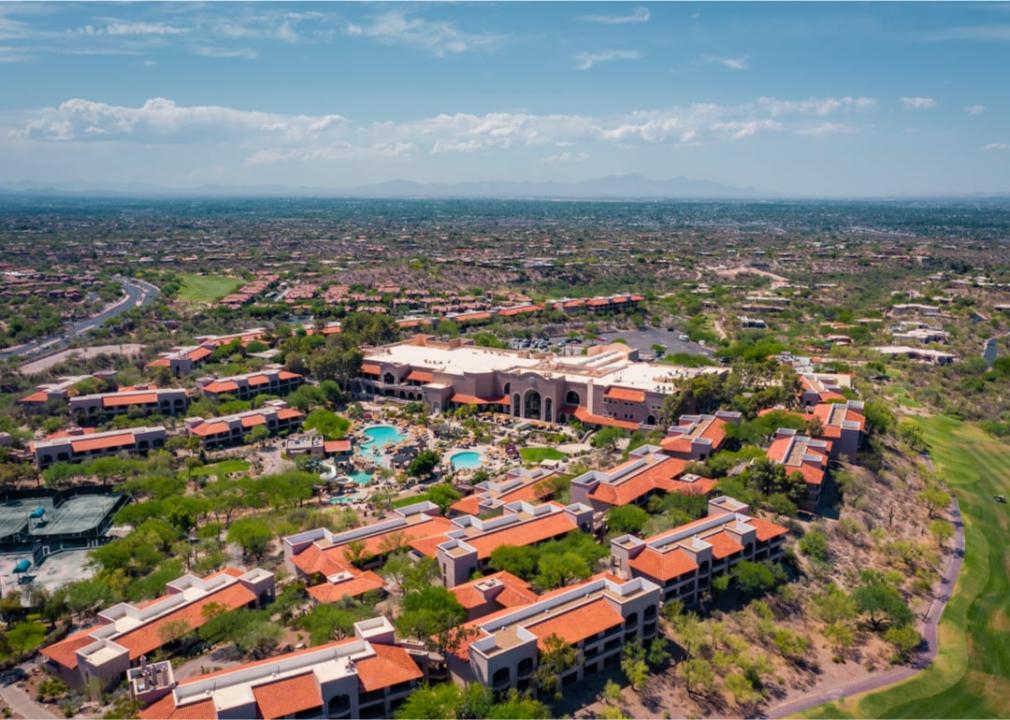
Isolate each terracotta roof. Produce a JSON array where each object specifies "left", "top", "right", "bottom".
[
  {"left": 629, "top": 547, "right": 699, "bottom": 582},
  {"left": 70, "top": 433, "right": 136, "bottom": 453},
  {"left": 448, "top": 571, "right": 537, "bottom": 611},
  {"left": 39, "top": 629, "right": 97, "bottom": 671},
  {"left": 253, "top": 673, "right": 322, "bottom": 720},
  {"left": 276, "top": 408, "right": 304, "bottom": 421},
  {"left": 450, "top": 393, "right": 508, "bottom": 405},
  {"left": 573, "top": 407, "right": 639, "bottom": 430},
  {"left": 406, "top": 370, "right": 433, "bottom": 383},
  {"left": 140, "top": 695, "right": 216, "bottom": 720},
  {"left": 457, "top": 512, "right": 577, "bottom": 560},
  {"left": 146, "top": 358, "right": 171, "bottom": 368},
  {"left": 588, "top": 456, "right": 690, "bottom": 507},
  {"left": 278, "top": 371, "right": 302, "bottom": 381},
  {"left": 355, "top": 642, "right": 423, "bottom": 692},
  {"left": 306, "top": 571, "right": 385, "bottom": 603},
  {"left": 747, "top": 516, "right": 789, "bottom": 542},
  {"left": 241, "top": 414, "right": 267, "bottom": 428},
  {"left": 102, "top": 392, "right": 158, "bottom": 408},
  {"left": 525, "top": 598, "right": 623, "bottom": 649},
  {"left": 18, "top": 390, "right": 49, "bottom": 403},
  {"left": 360, "top": 363, "right": 381, "bottom": 375},
  {"left": 604, "top": 387, "right": 646, "bottom": 403},
  {"left": 705, "top": 531, "right": 744, "bottom": 560},
  {"left": 203, "top": 380, "right": 239, "bottom": 394},
  {"left": 246, "top": 375, "right": 269, "bottom": 387},
  {"left": 449, "top": 478, "right": 553, "bottom": 516},
  {"left": 188, "top": 347, "right": 212, "bottom": 362},
  {"left": 324, "top": 439, "right": 352, "bottom": 454},
  {"left": 192, "top": 422, "right": 229, "bottom": 437}
]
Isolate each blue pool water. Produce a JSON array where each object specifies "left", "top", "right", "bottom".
[
  {"left": 450, "top": 451, "right": 483, "bottom": 470},
  {"left": 358, "top": 425, "right": 405, "bottom": 456},
  {"left": 348, "top": 471, "right": 373, "bottom": 486}
]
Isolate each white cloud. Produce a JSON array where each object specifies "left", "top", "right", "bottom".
[
  {"left": 964, "top": 104, "right": 986, "bottom": 115},
  {"left": 984, "top": 142, "right": 1010, "bottom": 151},
  {"left": 344, "top": 10, "right": 504, "bottom": 57},
  {"left": 191, "top": 46, "right": 259, "bottom": 60},
  {"left": 543, "top": 151, "right": 589, "bottom": 163},
  {"left": 580, "top": 7, "right": 650, "bottom": 25},
  {"left": 14, "top": 94, "right": 881, "bottom": 163},
  {"left": 900, "top": 96, "right": 936, "bottom": 110},
  {"left": 574, "top": 49, "right": 641, "bottom": 70},
  {"left": 702, "top": 54, "right": 748, "bottom": 71},
  {"left": 73, "top": 21, "right": 189, "bottom": 36}
]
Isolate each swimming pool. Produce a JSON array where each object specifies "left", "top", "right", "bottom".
[
  {"left": 450, "top": 450, "right": 483, "bottom": 470},
  {"left": 348, "top": 470, "right": 373, "bottom": 486},
  {"left": 358, "top": 425, "right": 405, "bottom": 454}
]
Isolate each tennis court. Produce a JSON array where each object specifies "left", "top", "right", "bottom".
[{"left": 0, "top": 493, "right": 120, "bottom": 541}]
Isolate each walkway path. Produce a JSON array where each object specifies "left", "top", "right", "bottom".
[
  {"left": 767, "top": 498, "right": 965, "bottom": 718},
  {"left": 0, "top": 664, "right": 58, "bottom": 719}
]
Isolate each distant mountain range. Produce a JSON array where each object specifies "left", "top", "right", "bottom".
[{"left": 0, "top": 174, "right": 769, "bottom": 200}]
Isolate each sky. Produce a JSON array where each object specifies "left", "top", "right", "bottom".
[{"left": 0, "top": 1, "right": 1009, "bottom": 197}]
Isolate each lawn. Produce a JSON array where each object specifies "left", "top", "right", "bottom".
[
  {"left": 190, "top": 458, "right": 251, "bottom": 479},
  {"left": 520, "top": 447, "right": 568, "bottom": 464},
  {"left": 806, "top": 416, "right": 1010, "bottom": 718},
  {"left": 177, "top": 273, "right": 243, "bottom": 303}
]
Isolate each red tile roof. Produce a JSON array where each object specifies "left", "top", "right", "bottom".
[
  {"left": 102, "top": 392, "right": 158, "bottom": 408},
  {"left": 360, "top": 363, "right": 381, "bottom": 375},
  {"left": 70, "top": 433, "right": 136, "bottom": 453},
  {"left": 355, "top": 642, "right": 423, "bottom": 692},
  {"left": 252, "top": 673, "right": 322, "bottom": 720},
  {"left": 588, "top": 456, "right": 692, "bottom": 507},
  {"left": 246, "top": 375, "right": 269, "bottom": 387},
  {"left": 406, "top": 370, "right": 433, "bottom": 383},
  {"left": 573, "top": 407, "right": 639, "bottom": 430},
  {"left": 629, "top": 547, "right": 699, "bottom": 582},
  {"left": 241, "top": 414, "right": 267, "bottom": 428},
  {"left": 203, "top": 380, "right": 239, "bottom": 394},
  {"left": 604, "top": 387, "right": 646, "bottom": 403},
  {"left": 192, "top": 422, "right": 229, "bottom": 437},
  {"left": 18, "top": 390, "right": 49, "bottom": 403},
  {"left": 324, "top": 439, "right": 352, "bottom": 454},
  {"left": 306, "top": 571, "right": 385, "bottom": 603},
  {"left": 525, "top": 598, "right": 623, "bottom": 649},
  {"left": 447, "top": 571, "right": 537, "bottom": 611},
  {"left": 450, "top": 393, "right": 509, "bottom": 406},
  {"left": 276, "top": 408, "right": 304, "bottom": 421}
]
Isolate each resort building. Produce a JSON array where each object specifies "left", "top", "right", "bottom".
[
  {"left": 766, "top": 429, "right": 832, "bottom": 507},
  {"left": 449, "top": 467, "right": 559, "bottom": 517},
  {"left": 873, "top": 345, "right": 958, "bottom": 365},
  {"left": 419, "top": 501, "right": 593, "bottom": 587},
  {"left": 69, "top": 386, "right": 188, "bottom": 421},
  {"left": 447, "top": 571, "right": 539, "bottom": 621},
  {"left": 146, "top": 329, "right": 269, "bottom": 376},
  {"left": 284, "top": 501, "right": 455, "bottom": 577},
  {"left": 42, "top": 567, "right": 274, "bottom": 691},
  {"left": 136, "top": 617, "right": 423, "bottom": 720},
  {"left": 31, "top": 426, "right": 167, "bottom": 468},
  {"left": 447, "top": 574, "right": 661, "bottom": 692},
  {"left": 609, "top": 496, "right": 788, "bottom": 603},
  {"left": 807, "top": 400, "right": 865, "bottom": 460},
  {"left": 660, "top": 411, "right": 740, "bottom": 460},
  {"left": 17, "top": 373, "right": 117, "bottom": 410},
  {"left": 357, "top": 335, "right": 725, "bottom": 429},
  {"left": 571, "top": 445, "right": 716, "bottom": 513},
  {"left": 799, "top": 372, "right": 850, "bottom": 407},
  {"left": 185, "top": 400, "right": 304, "bottom": 448},
  {"left": 198, "top": 366, "right": 303, "bottom": 400}
]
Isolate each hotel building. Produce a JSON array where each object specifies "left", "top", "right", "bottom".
[
  {"left": 185, "top": 400, "right": 304, "bottom": 448},
  {"left": 146, "top": 329, "right": 269, "bottom": 377},
  {"left": 447, "top": 574, "right": 661, "bottom": 693},
  {"left": 449, "top": 467, "right": 559, "bottom": 517},
  {"left": 571, "top": 445, "right": 717, "bottom": 513},
  {"left": 69, "top": 386, "right": 188, "bottom": 421},
  {"left": 357, "top": 335, "right": 725, "bottom": 429},
  {"left": 136, "top": 617, "right": 423, "bottom": 720},
  {"left": 610, "top": 496, "right": 788, "bottom": 604},
  {"left": 31, "top": 426, "right": 167, "bottom": 468},
  {"left": 41, "top": 568, "right": 274, "bottom": 691},
  {"left": 765, "top": 430, "right": 832, "bottom": 508},
  {"left": 198, "top": 366, "right": 303, "bottom": 400}
]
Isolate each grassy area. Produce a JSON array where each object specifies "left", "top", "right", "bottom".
[
  {"left": 807, "top": 416, "right": 1010, "bottom": 718},
  {"left": 520, "top": 447, "right": 567, "bottom": 464},
  {"left": 393, "top": 491, "right": 433, "bottom": 508},
  {"left": 190, "top": 458, "right": 251, "bottom": 479},
  {"left": 177, "top": 273, "right": 243, "bottom": 303}
]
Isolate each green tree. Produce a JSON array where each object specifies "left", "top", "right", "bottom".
[
  {"left": 395, "top": 587, "right": 468, "bottom": 654},
  {"left": 678, "top": 657, "right": 715, "bottom": 696},
  {"left": 731, "top": 560, "right": 778, "bottom": 595},
  {"left": 485, "top": 691, "right": 550, "bottom": 719},
  {"left": 920, "top": 486, "right": 951, "bottom": 518},
  {"left": 395, "top": 683, "right": 462, "bottom": 719},
  {"left": 535, "top": 551, "right": 590, "bottom": 590},
  {"left": 489, "top": 545, "right": 539, "bottom": 579},
  {"left": 427, "top": 483, "right": 461, "bottom": 514},
  {"left": 885, "top": 624, "right": 922, "bottom": 661},
  {"left": 535, "top": 633, "right": 577, "bottom": 700},
  {"left": 226, "top": 518, "right": 273, "bottom": 561},
  {"left": 607, "top": 505, "right": 649, "bottom": 535},
  {"left": 798, "top": 528, "right": 831, "bottom": 564},
  {"left": 408, "top": 450, "right": 442, "bottom": 479},
  {"left": 853, "top": 582, "right": 914, "bottom": 630}
]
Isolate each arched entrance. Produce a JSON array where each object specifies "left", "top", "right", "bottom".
[
  {"left": 512, "top": 393, "right": 521, "bottom": 417},
  {"left": 523, "top": 390, "right": 542, "bottom": 420},
  {"left": 565, "top": 390, "right": 581, "bottom": 406},
  {"left": 544, "top": 397, "right": 553, "bottom": 423}
]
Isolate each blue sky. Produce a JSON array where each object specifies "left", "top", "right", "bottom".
[{"left": 0, "top": 2, "right": 1008, "bottom": 196}]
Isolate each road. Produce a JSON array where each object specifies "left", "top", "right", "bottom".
[
  {"left": 0, "top": 276, "right": 159, "bottom": 361},
  {"left": 0, "top": 663, "right": 58, "bottom": 720},
  {"left": 767, "top": 498, "right": 965, "bottom": 718}
]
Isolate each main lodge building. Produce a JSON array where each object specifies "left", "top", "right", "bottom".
[{"left": 356, "top": 335, "right": 725, "bottom": 429}]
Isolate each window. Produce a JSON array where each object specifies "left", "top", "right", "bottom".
[{"left": 492, "top": 667, "right": 511, "bottom": 688}]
